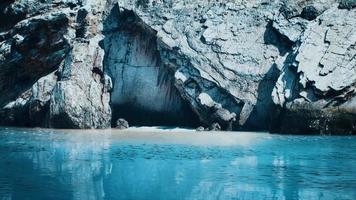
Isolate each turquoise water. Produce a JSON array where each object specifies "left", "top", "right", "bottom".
[{"left": 0, "top": 128, "right": 356, "bottom": 200}]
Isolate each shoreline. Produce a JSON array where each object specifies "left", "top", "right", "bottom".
[
  {"left": 0, "top": 126, "right": 271, "bottom": 146},
  {"left": 1, "top": 125, "right": 355, "bottom": 136}
]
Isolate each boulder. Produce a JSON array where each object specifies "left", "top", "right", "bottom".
[
  {"left": 209, "top": 123, "right": 222, "bottom": 131},
  {"left": 116, "top": 118, "right": 129, "bottom": 130},
  {"left": 196, "top": 126, "right": 205, "bottom": 132}
]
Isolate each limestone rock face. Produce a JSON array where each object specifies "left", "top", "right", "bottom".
[
  {"left": 0, "top": 0, "right": 114, "bottom": 128},
  {"left": 103, "top": 8, "right": 199, "bottom": 126},
  {"left": 0, "top": 0, "right": 355, "bottom": 134},
  {"left": 108, "top": 0, "right": 285, "bottom": 130},
  {"left": 272, "top": 7, "right": 356, "bottom": 134}
]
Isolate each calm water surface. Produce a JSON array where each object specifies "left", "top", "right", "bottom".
[{"left": 0, "top": 127, "right": 355, "bottom": 200}]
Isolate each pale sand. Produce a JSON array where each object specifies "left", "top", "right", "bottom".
[{"left": 36, "top": 126, "right": 272, "bottom": 146}]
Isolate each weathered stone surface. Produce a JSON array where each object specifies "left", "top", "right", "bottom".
[
  {"left": 115, "top": 118, "right": 129, "bottom": 130},
  {"left": 108, "top": 0, "right": 287, "bottom": 130},
  {"left": 29, "top": 72, "right": 58, "bottom": 127},
  {"left": 0, "top": 0, "right": 113, "bottom": 128},
  {"left": 103, "top": 8, "right": 199, "bottom": 127},
  {"left": 209, "top": 123, "right": 222, "bottom": 131},
  {"left": 49, "top": 36, "right": 112, "bottom": 129},
  {"left": 339, "top": 0, "right": 356, "bottom": 9},
  {"left": 0, "top": 72, "right": 57, "bottom": 127},
  {"left": 280, "top": 0, "right": 336, "bottom": 20},
  {"left": 272, "top": 6, "right": 356, "bottom": 134},
  {"left": 0, "top": 11, "right": 69, "bottom": 108},
  {"left": 0, "top": 0, "right": 355, "bottom": 134}
]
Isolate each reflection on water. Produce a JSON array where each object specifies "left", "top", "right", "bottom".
[{"left": 0, "top": 128, "right": 356, "bottom": 200}]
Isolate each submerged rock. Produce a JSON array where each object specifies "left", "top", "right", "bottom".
[{"left": 0, "top": 0, "right": 354, "bottom": 134}]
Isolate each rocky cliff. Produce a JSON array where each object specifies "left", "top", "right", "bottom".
[{"left": 0, "top": 0, "right": 355, "bottom": 134}]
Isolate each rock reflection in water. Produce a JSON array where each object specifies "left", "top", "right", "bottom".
[
  {"left": 0, "top": 129, "right": 112, "bottom": 200},
  {"left": 0, "top": 128, "right": 356, "bottom": 200}
]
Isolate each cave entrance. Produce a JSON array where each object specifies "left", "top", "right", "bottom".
[
  {"left": 103, "top": 7, "right": 200, "bottom": 128},
  {"left": 111, "top": 101, "right": 200, "bottom": 128}
]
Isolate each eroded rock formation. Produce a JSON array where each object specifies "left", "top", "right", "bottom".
[
  {"left": 103, "top": 8, "right": 199, "bottom": 126},
  {"left": 0, "top": 0, "right": 112, "bottom": 128},
  {"left": 0, "top": 0, "right": 355, "bottom": 134},
  {"left": 272, "top": 6, "right": 356, "bottom": 134}
]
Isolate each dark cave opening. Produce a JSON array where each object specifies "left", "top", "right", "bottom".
[
  {"left": 111, "top": 101, "right": 201, "bottom": 128},
  {"left": 104, "top": 5, "right": 201, "bottom": 128}
]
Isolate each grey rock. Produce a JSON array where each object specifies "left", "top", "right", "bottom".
[
  {"left": 209, "top": 123, "right": 222, "bottom": 131},
  {"left": 0, "top": 11, "right": 69, "bottom": 109},
  {"left": 49, "top": 37, "right": 112, "bottom": 129},
  {"left": 116, "top": 118, "right": 129, "bottom": 130},
  {"left": 0, "top": 72, "right": 57, "bottom": 127},
  {"left": 29, "top": 72, "right": 58, "bottom": 127},
  {"left": 107, "top": 0, "right": 287, "bottom": 130},
  {"left": 272, "top": 6, "right": 356, "bottom": 134},
  {"left": 280, "top": 0, "right": 336, "bottom": 20},
  {"left": 0, "top": 0, "right": 113, "bottom": 129},
  {"left": 103, "top": 8, "right": 197, "bottom": 127},
  {"left": 272, "top": 15, "right": 309, "bottom": 43},
  {"left": 339, "top": 0, "right": 356, "bottom": 9},
  {"left": 0, "top": 89, "right": 32, "bottom": 126},
  {"left": 196, "top": 126, "right": 205, "bottom": 131},
  {"left": 0, "top": 0, "right": 354, "bottom": 134},
  {"left": 0, "top": 1, "right": 27, "bottom": 31}
]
